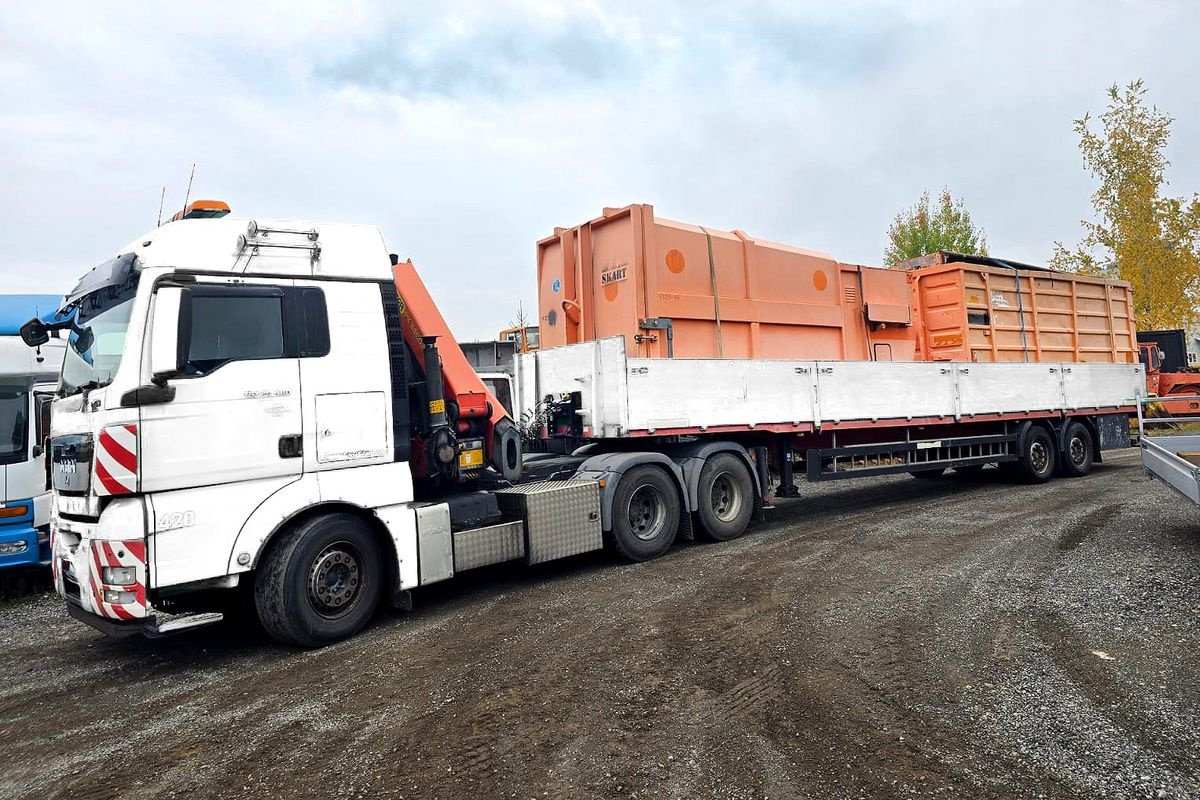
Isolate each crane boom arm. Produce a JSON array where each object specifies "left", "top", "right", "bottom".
[{"left": 391, "top": 258, "right": 521, "bottom": 481}]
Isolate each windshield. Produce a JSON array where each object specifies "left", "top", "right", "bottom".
[
  {"left": 60, "top": 280, "right": 138, "bottom": 397},
  {"left": 0, "top": 384, "right": 28, "bottom": 465}
]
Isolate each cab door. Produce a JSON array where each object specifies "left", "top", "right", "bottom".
[{"left": 138, "top": 278, "right": 303, "bottom": 493}]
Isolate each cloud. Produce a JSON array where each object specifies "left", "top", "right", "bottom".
[{"left": 1, "top": 1, "right": 1199, "bottom": 338}]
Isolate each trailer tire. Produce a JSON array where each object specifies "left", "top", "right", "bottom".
[
  {"left": 610, "top": 466, "right": 680, "bottom": 562},
  {"left": 1060, "top": 421, "right": 1094, "bottom": 478},
  {"left": 909, "top": 468, "right": 946, "bottom": 479},
  {"left": 1016, "top": 426, "right": 1056, "bottom": 484},
  {"left": 695, "top": 453, "right": 755, "bottom": 542},
  {"left": 254, "top": 513, "right": 383, "bottom": 648}
]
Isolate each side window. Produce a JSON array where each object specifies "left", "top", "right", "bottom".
[
  {"left": 176, "top": 284, "right": 330, "bottom": 376},
  {"left": 185, "top": 290, "right": 285, "bottom": 374},
  {"left": 484, "top": 377, "right": 513, "bottom": 417},
  {"left": 297, "top": 288, "right": 330, "bottom": 357},
  {"left": 35, "top": 394, "right": 52, "bottom": 443}
]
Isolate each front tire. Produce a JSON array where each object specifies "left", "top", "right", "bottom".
[
  {"left": 255, "top": 513, "right": 383, "bottom": 648},
  {"left": 610, "top": 466, "right": 680, "bottom": 562},
  {"left": 1060, "top": 421, "right": 1094, "bottom": 478},
  {"left": 696, "top": 453, "right": 755, "bottom": 542},
  {"left": 1016, "top": 426, "right": 1056, "bottom": 484}
]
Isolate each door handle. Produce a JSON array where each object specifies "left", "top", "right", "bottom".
[{"left": 278, "top": 434, "right": 303, "bottom": 459}]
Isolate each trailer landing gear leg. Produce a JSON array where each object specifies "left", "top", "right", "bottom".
[{"left": 776, "top": 444, "right": 800, "bottom": 498}]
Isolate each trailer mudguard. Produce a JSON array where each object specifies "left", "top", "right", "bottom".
[
  {"left": 572, "top": 452, "right": 687, "bottom": 533},
  {"left": 656, "top": 441, "right": 763, "bottom": 513}
]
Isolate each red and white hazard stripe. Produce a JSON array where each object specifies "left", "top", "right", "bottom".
[
  {"left": 88, "top": 538, "right": 148, "bottom": 620},
  {"left": 95, "top": 424, "right": 138, "bottom": 496}
]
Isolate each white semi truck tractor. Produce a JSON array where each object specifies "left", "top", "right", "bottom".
[{"left": 21, "top": 212, "right": 1143, "bottom": 647}]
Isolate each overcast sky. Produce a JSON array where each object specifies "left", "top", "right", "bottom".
[{"left": 3, "top": 1, "right": 1198, "bottom": 339}]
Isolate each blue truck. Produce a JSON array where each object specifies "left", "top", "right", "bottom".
[{"left": 0, "top": 295, "right": 65, "bottom": 575}]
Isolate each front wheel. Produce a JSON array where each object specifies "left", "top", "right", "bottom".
[
  {"left": 610, "top": 466, "right": 681, "bottom": 562},
  {"left": 255, "top": 513, "right": 383, "bottom": 648}
]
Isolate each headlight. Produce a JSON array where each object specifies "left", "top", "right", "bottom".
[
  {"left": 102, "top": 566, "right": 137, "bottom": 585},
  {"left": 0, "top": 541, "right": 29, "bottom": 555}
]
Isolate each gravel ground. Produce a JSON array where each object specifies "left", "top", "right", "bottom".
[{"left": 0, "top": 448, "right": 1196, "bottom": 800}]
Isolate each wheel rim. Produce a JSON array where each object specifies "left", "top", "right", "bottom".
[
  {"left": 308, "top": 541, "right": 363, "bottom": 618},
  {"left": 1030, "top": 441, "right": 1050, "bottom": 474},
  {"left": 1069, "top": 435, "right": 1088, "bottom": 467},
  {"left": 627, "top": 484, "right": 667, "bottom": 541},
  {"left": 709, "top": 471, "right": 743, "bottom": 523}
]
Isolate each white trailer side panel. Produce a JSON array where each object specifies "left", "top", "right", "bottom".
[
  {"left": 1063, "top": 364, "right": 1144, "bottom": 409},
  {"left": 625, "top": 359, "right": 815, "bottom": 432},
  {"left": 515, "top": 338, "right": 1145, "bottom": 436},
  {"left": 813, "top": 362, "right": 957, "bottom": 422},
  {"left": 957, "top": 364, "right": 1065, "bottom": 415}
]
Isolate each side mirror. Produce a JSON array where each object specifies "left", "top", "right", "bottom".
[
  {"left": 32, "top": 444, "right": 44, "bottom": 458},
  {"left": 19, "top": 318, "right": 49, "bottom": 347},
  {"left": 150, "top": 287, "right": 185, "bottom": 382}
]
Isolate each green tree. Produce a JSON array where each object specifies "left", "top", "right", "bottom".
[
  {"left": 1050, "top": 80, "right": 1200, "bottom": 330},
  {"left": 884, "top": 188, "right": 988, "bottom": 265}
]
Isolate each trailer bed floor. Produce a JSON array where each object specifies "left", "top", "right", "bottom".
[{"left": 1, "top": 449, "right": 1197, "bottom": 800}]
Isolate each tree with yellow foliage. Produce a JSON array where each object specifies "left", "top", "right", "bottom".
[{"left": 1051, "top": 80, "right": 1200, "bottom": 330}]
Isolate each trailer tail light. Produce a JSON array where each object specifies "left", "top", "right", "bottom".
[{"left": 95, "top": 424, "right": 139, "bottom": 496}]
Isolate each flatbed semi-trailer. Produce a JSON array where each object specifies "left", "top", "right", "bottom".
[{"left": 21, "top": 210, "right": 1144, "bottom": 648}]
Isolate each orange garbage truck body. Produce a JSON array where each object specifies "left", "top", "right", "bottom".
[
  {"left": 899, "top": 252, "right": 1137, "bottom": 364},
  {"left": 537, "top": 204, "right": 916, "bottom": 361},
  {"left": 538, "top": 206, "right": 1135, "bottom": 366}
]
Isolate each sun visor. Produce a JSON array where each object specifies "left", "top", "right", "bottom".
[{"left": 63, "top": 253, "right": 139, "bottom": 310}]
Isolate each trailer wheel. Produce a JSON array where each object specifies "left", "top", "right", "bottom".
[
  {"left": 1060, "top": 421, "right": 1094, "bottom": 478},
  {"left": 610, "top": 466, "right": 680, "bottom": 562},
  {"left": 1016, "top": 426, "right": 1056, "bottom": 484},
  {"left": 909, "top": 468, "right": 946, "bottom": 479},
  {"left": 255, "top": 513, "right": 383, "bottom": 648},
  {"left": 696, "top": 453, "right": 755, "bottom": 542}
]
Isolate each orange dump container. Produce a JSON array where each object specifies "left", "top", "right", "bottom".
[
  {"left": 905, "top": 254, "right": 1137, "bottom": 363},
  {"left": 537, "top": 204, "right": 916, "bottom": 361}
]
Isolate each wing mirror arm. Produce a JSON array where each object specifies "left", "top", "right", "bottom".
[{"left": 149, "top": 287, "right": 186, "bottom": 385}]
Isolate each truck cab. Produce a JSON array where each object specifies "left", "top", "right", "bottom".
[
  {"left": 0, "top": 313, "right": 64, "bottom": 569},
  {"left": 24, "top": 216, "right": 575, "bottom": 647}
]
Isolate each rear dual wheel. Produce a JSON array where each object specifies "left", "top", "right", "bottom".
[
  {"left": 696, "top": 453, "right": 755, "bottom": 542},
  {"left": 1015, "top": 426, "right": 1056, "bottom": 484},
  {"left": 610, "top": 466, "right": 681, "bottom": 562},
  {"left": 1060, "top": 421, "right": 1094, "bottom": 478},
  {"left": 609, "top": 454, "right": 756, "bottom": 561}
]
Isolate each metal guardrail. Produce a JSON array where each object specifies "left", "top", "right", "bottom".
[
  {"left": 1136, "top": 395, "right": 1200, "bottom": 507},
  {"left": 1136, "top": 394, "right": 1200, "bottom": 437}
]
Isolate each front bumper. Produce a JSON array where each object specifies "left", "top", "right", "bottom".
[
  {"left": 52, "top": 515, "right": 148, "bottom": 621},
  {"left": 54, "top": 510, "right": 223, "bottom": 638}
]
